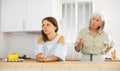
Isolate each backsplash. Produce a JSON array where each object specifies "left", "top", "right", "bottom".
[
  {"left": 1, "top": 32, "right": 40, "bottom": 59},
  {"left": 0, "top": 32, "right": 82, "bottom": 60}
]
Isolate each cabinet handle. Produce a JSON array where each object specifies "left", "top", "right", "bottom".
[{"left": 23, "top": 20, "right": 25, "bottom": 30}]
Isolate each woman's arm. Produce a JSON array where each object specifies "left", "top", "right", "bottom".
[
  {"left": 57, "top": 35, "right": 65, "bottom": 44},
  {"left": 36, "top": 53, "right": 58, "bottom": 62},
  {"left": 37, "top": 35, "right": 66, "bottom": 62},
  {"left": 53, "top": 35, "right": 66, "bottom": 61},
  {"left": 44, "top": 56, "right": 59, "bottom": 62},
  {"left": 101, "top": 35, "right": 115, "bottom": 55},
  {"left": 38, "top": 37, "right": 43, "bottom": 44},
  {"left": 35, "top": 37, "right": 44, "bottom": 61},
  {"left": 101, "top": 46, "right": 112, "bottom": 55},
  {"left": 104, "top": 46, "right": 112, "bottom": 54}
]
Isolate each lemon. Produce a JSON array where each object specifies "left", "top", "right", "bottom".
[
  {"left": 7, "top": 54, "right": 19, "bottom": 61},
  {"left": 14, "top": 54, "right": 19, "bottom": 60},
  {"left": 8, "top": 54, "right": 14, "bottom": 61}
]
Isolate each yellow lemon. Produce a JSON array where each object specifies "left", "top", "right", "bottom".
[
  {"left": 8, "top": 54, "right": 19, "bottom": 61},
  {"left": 8, "top": 54, "right": 14, "bottom": 61},
  {"left": 14, "top": 54, "right": 19, "bottom": 60}
]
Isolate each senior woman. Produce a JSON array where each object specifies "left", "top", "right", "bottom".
[{"left": 75, "top": 13, "right": 113, "bottom": 62}]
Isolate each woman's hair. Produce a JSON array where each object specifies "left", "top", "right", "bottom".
[
  {"left": 41, "top": 17, "right": 58, "bottom": 42},
  {"left": 89, "top": 13, "right": 105, "bottom": 31}
]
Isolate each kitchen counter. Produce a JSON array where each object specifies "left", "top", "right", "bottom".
[
  {"left": 0, "top": 59, "right": 120, "bottom": 71},
  {"left": 105, "top": 59, "right": 120, "bottom": 62}
]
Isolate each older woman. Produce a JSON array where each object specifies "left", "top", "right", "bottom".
[{"left": 75, "top": 13, "right": 113, "bottom": 62}]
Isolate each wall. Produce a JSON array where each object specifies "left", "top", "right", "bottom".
[
  {"left": 1, "top": 33, "right": 40, "bottom": 59},
  {"left": 0, "top": 0, "right": 8, "bottom": 58},
  {"left": 92, "top": 0, "right": 120, "bottom": 58},
  {"left": 0, "top": 0, "right": 4, "bottom": 58}
]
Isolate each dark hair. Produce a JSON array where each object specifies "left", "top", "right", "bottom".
[{"left": 41, "top": 17, "right": 58, "bottom": 42}]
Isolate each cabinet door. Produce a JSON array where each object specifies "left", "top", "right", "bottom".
[
  {"left": 25, "top": 0, "right": 56, "bottom": 31},
  {"left": 16, "top": 65, "right": 42, "bottom": 71},
  {"left": 1, "top": 0, "right": 26, "bottom": 32},
  {"left": 42, "top": 66, "right": 69, "bottom": 71},
  {"left": 0, "top": 66, "right": 15, "bottom": 71}
]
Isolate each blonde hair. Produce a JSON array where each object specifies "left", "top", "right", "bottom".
[{"left": 89, "top": 13, "right": 105, "bottom": 31}]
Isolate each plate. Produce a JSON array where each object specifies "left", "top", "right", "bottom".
[{"left": 2, "top": 58, "right": 24, "bottom": 62}]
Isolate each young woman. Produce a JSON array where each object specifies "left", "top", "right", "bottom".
[
  {"left": 75, "top": 13, "right": 113, "bottom": 62},
  {"left": 35, "top": 17, "right": 67, "bottom": 62}
]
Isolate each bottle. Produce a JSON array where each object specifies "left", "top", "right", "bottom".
[
  {"left": 111, "top": 50, "right": 116, "bottom": 60},
  {"left": 114, "top": 50, "right": 116, "bottom": 59}
]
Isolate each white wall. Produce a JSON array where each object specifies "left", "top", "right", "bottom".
[
  {"left": 0, "top": 0, "right": 7, "bottom": 58},
  {"left": 0, "top": 0, "right": 4, "bottom": 58},
  {"left": 1, "top": 33, "right": 40, "bottom": 59},
  {"left": 93, "top": 0, "right": 120, "bottom": 58}
]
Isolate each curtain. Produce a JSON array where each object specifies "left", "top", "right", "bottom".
[{"left": 61, "top": 1, "right": 92, "bottom": 43}]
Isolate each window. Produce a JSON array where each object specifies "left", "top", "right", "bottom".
[{"left": 60, "top": 0, "right": 92, "bottom": 43}]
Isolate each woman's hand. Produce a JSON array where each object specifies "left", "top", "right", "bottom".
[
  {"left": 101, "top": 51, "right": 106, "bottom": 55},
  {"left": 77, "top": 38, "right": 84, "bottom": 46},
  {"left": 36, "top": 53, "right": 47, "bottom": 62},
  {"left": 75, "top": 38, "right": 84, "bottom": 52}
]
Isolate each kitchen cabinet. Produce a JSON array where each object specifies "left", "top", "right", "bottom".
[
  {"left": 25, "top": 0, "right": 58, "bottom": 32},
  {"left": 101, "top": 68, "right": 120, "bottom": 71},
  {"left": 0, "top": 65, "right": 15, "bottom": 71},
  {"left": 42, "top": 64, "right": 69, "bottom": 71},
  {"left": 1, "top": 0, "right": 59, "bottom": 32},
  {"left": 1, "top": 0, "right": 26, "bottom": 32},
  {"left": 16, "top": 65, "right": 41, "bottom": 71},
  {"left": 0, "top": 60, "right": 120, "bottom": 71},
  {"left": 70, "top": 68, "right": 99, "bottom": 71}
]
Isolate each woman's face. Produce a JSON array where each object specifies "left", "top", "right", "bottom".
[
  {"left": 90, "top": 15, "right": 102, "bottom": 29},
  {"left": 42, "top": 20, "right": 57, "bottom": 35}
]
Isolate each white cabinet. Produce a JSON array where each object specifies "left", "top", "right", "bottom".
[
  {"left": 1, "top": 0, "right": 59, "bottom": 32},
  {"left": 25, "top": 0, "right": 58, "bottom": 31},
  {"left": 1, "top": 0, "right": 26, "bottom": 32}
]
